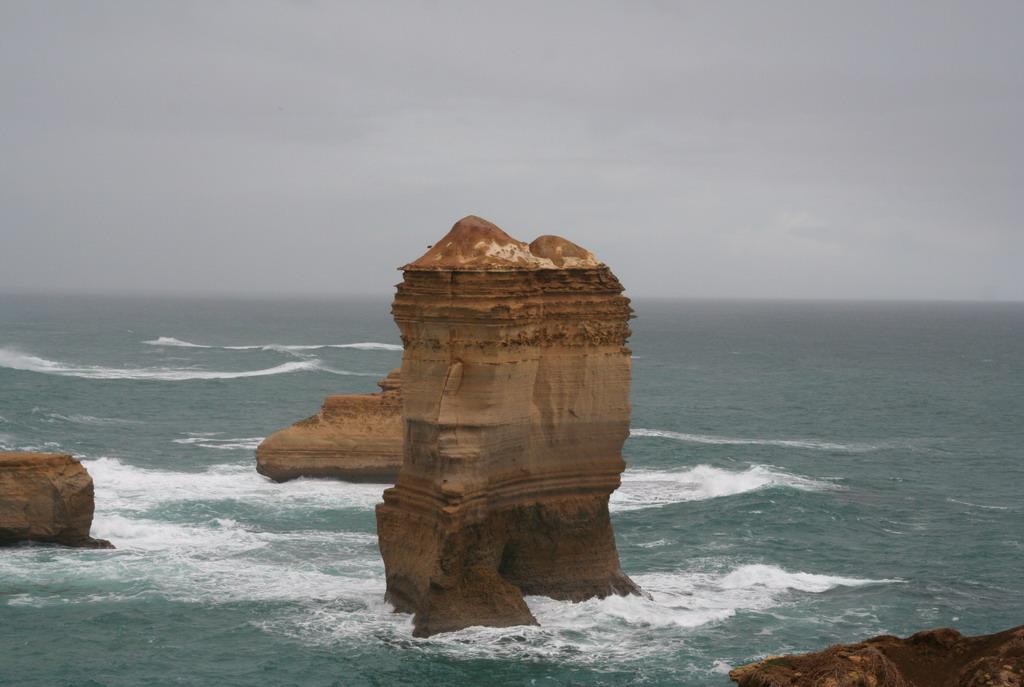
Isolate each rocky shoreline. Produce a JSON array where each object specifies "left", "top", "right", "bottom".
[{"left": 730, "top": 626, "right": 1024, "bottom": 686}]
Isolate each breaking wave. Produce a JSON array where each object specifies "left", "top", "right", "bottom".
[
  {"left": 2, "top": 515, "right": 384, "bottom": 608},
  {"left": 612, "top": 465, "right": 831, "bottom": 511},
  {"left": 83, "top": 457, "right": 388, "bottom": 513},
  {"left": 714, "top": 564, "right": 897, "bottom": 593},
  {"left": 142, "top": 337, "right": 211, "bottom": 348},
  {"left": 0, "top": 348, "right": 375, "bottom": 380},
  {"left": 630, "top": 427, "right": 880, "bottom": 452},
  {"left": 144, "top": 337, "right": 402, "bottom": 352},
  {"left": 5, "top": 453, "right": 896, "bottom": 676},
  {"left": 257, "top": 563, "right": 896, "bottom": 667},
  {"left": 173, "top": 433, "right": 264, "bottom": 450}
]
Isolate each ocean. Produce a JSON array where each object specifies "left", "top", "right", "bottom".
[{"left": 1, "top": 293, "right": 1021, "bottom": 686}]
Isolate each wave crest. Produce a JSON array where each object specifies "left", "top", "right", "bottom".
[
  {"left": 83, "top": 457, "right": 388, "bottom": 513},
  {"left": 716, "top": 564, "right": 897, "bottom": 593},
  {"left": 142, "top": 337, "right": 210, "bottom": 348},
  {"left": 144, "top": 338, "right": 402, "bottom": 352},
  {"left": 173, "top": 434, "right": 264, "bottom": 450},
  {"left": 630, "top": 427, "right": 879, "bottom": 452},
  {"left": 612, "top": 464, "right": 830, "bottom": 511},
  {"left": 0, "top": 347, "right": 375, "bottom": 380}
]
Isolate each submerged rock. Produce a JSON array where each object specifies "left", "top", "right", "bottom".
[
  {"left": 730, "top": 625, "right": 1024, "bottom": 687},
  {"left": 376, "top": 216, "right": 641, "bottom": 637},
  {"left": 255, "top": 369, "right": 403, "bottom": 483},
  {"left": 0, "top": 452, "right": 114, "bottom": 549}
]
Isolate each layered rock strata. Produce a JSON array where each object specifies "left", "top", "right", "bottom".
[
  {"left": 730, "top": 626, "right": 1024, "bottom": 687},
  {"left": 255, "top": 369, "right": 403, "bottom": 483},
  {"left": 376, "top": 216, "right": 641, "bottom": 637},
  {"left": 0, "top": 452, "right": 114, "bottom": 548}
]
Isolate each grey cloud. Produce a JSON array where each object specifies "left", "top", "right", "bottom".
[{"left": 1, "top": 1, "right": 1022, "bottom": 300}]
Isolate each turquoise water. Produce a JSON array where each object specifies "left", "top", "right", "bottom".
[{"left": 1, "top": 294, "right": 1022, "bottom": 686}]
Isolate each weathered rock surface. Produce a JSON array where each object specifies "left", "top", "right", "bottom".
[
  {"left": 376, "top": 215, "right": 641, "bottom": 637},
  {"left": 0, "top": 452, "right": 114, "bottom": 549},
  {"left": 730, "top": 626, "right": 1024, "bottom": 687},
  {"left": 255, "top": 369, "right": 403, "bottom": 483}
]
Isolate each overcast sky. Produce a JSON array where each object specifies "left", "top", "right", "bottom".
[{"left": 2, "top": 1, "right": 1022, "bottom": 301}]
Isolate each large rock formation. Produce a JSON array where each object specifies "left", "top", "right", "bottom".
[
  {"left": 376, "top": 215, "right": 641, "bottom": 637},
  {"left": 0, "top": 452, "right": 114, "bottom": 549},
  {"left": 255, "top": 369, "right": 403, "bottom": 483},
  {"left": 730, "top": 626, "right": 1024, "bottom": 687}
]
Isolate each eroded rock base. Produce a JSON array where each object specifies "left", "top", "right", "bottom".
[{"left": 379, "top": 494, "right": 639, "bottom": 636}]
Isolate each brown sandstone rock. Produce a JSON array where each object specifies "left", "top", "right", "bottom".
[
  {"left": 0, "top": 452, "right": 114, "bottom": 549},
  {"left": 730, "top": 625, "right": 1024, "bottom": 687},
  {"left": 376, "top": 216, "right": 641, "bottom": 637},
  {"left": 255, "top": 370, "right": 403, "bottom": 483}
]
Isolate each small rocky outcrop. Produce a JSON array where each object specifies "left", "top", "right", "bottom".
[
  {"left": 0, "top": 452, "right": 114, "bottom": 549},
  {"left": 255, "top": 369, "right": 403, "bottom": 483},
  {"left": 730, "top": 626, "right": 1024, "bottom": 687},
  {"left": 376, "top": 216, "right": 641, "bottom": 637}
]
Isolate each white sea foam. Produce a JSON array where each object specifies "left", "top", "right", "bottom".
[
  {"left": 5, "top": 450, "right": 892, "bottom": 674},
  {"left": 715, "top": 564, "right": 896, "bottom": 593},
  {"left": 2, "top": 455, "right": 389, "bottom": 609},
  {"left": 636, "top": 538, "right": 670, "bottom": 548},
  {"left": 89, "top": 513, "right": 379, "bottom": 559},
  {"left": 630, "top": 427, "right": 878, "bottom": 452},
  {"left": 91, "top": 513, "right": 268, "bottom": 553},
  {"left": 263, "top": 562, "right": 896, "bottom": 667},
  {"left": 2, "top": 510, "right": 385, "bottom": 608},
  {"left": 612, "top": 465, "right": 830, "bottom": 511},
  {"left": 527, "top": 565, "right": 895, "bottom": 635},
  {"left": 710, "top": 660, "right": 734, "bottom": 675},
  {"left": 83, "top": 457, "right": 388, "bottom": 513},
  {"left": 0, "top": 347, "right": 373, "bottom": 380}
]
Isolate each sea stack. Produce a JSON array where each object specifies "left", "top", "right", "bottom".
[
  {"left": 376, "top": 216, "right": 641, "bottom": 637},
  {"left": 255, "top": 369, "right": 403, "bottom": 483},
  {"left": 0, "top": 452, "right": 114, "bottom": 549}
]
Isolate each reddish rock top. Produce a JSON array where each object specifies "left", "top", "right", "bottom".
[
  {"left": 528, "top": 234, "right": 598, "bottom": 268},
  {"left": 402, "top": 216, "right": 602, "bottom": 270}
]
